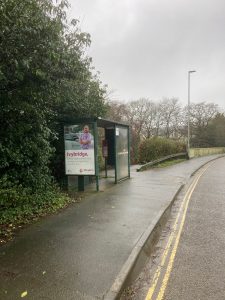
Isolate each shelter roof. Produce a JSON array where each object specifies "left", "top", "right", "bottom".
[{"left": 70, "top": 117, "right": 129, "bottom": 129}]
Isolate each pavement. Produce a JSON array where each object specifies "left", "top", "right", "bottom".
[{"left": 0, "top": 155, "right": 224, "bottom": 300}]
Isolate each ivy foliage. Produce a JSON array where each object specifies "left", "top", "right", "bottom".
[
  {"left": 0, "top": 0, "right": 107, "bottom": 239},
  {"left": 0, "top": 0, "right": 107, "bottom": 190}
]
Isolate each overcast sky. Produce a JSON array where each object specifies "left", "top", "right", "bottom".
[{"left": 69, "top": 0, "right": 225, "bottom": 109}]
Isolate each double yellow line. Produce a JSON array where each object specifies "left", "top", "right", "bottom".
[{"left": 145, "top": 162, "right": 213, "bottom": 300}]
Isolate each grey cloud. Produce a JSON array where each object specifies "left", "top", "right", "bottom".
[{"left": 69, "top": 0, "right": 225, "bottom": 109}]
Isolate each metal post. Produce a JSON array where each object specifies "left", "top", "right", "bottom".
[
  {"left": 128, "top": 126, "right": 131, "bottom": 178},
  {"left": 187, "top": 70, "right": 196, "bottom": 154},
  {"left": 94, "top": 121, "right": 99, "bottom": 191},
  {"left": 187, "top": 72, "right": 190, "bottom": 152},
  {"left": 78, "top": 176, "right": 85, "bottom": 191},
  {"left": 114, "top": 124, "right": 117, "bottom": 184}
]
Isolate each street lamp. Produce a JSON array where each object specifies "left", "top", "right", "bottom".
[{"left": 187, "top": 70, "right": 196, "bottom": 153}]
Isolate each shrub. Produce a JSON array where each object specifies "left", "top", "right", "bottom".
[
  {"left": 139, "top": 137, "right": 186, "bottom": 163},
  {"left": 0, "top": 176, "right": 70, "bottom": 243}
]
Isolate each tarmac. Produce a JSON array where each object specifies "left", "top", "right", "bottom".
[{"left": 0, "top": 155, "right": 223, "bottom": 300}]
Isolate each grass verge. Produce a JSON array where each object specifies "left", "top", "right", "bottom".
[{"left": 153, "top": 158, "right": 187, "bottom": 168}]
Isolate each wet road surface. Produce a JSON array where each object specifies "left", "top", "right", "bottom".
[
  {"left": 0, "top": 155, "right": 224, "bottom": 299},
  {"left": 163, "top": 156, "right": 225, "bottom": 300},
  {"left": 125, "top": 156, "right": 225, "bottom": 300}
]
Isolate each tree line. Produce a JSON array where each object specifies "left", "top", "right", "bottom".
[{"left": 106, "top": 98, "right": 225, "bottom": 161}]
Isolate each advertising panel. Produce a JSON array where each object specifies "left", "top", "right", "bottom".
[{"left": 64, "top": 124, "right": 95, "bottom": 175}]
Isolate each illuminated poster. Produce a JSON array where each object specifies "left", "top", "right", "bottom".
[{"left": 64, "top": 124, "right": 95, "bottom": 175}]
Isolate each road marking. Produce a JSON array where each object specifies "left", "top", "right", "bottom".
[{"left": 145, "top": 162, "right": 213, "bottom": 300}]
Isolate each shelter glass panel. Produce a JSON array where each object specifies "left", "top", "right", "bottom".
[{"left": 116, "top": 126, "right": 129, "bottom": 181}]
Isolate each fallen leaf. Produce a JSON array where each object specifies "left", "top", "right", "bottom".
[{"left": 21, "top": 291, "right": 28, "bottom": 298}]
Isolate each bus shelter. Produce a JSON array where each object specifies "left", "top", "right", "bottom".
[{"left": 64, "top": 117, "right": 130, "bottom": 191}]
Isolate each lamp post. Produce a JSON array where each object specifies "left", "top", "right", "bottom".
[{"left": 187, "top": 70, "right": 196, "bottom": 153}]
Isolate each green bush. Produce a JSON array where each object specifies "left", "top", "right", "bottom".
[
  {"left": 139, "top": 137, "right": 186, "bottom": 163},
  {"left": 0, "top": 0, "right": 107, "bottom": 242},
  {"left": 0, "top": 0, "right": 107, "bottom": 190},
  {"left": 0, "top": 177, "right": 70, "bottom": 242}
]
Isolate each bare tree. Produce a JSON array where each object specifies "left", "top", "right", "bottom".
[
  {"left": 106, "top": 99, "right": 221, "bottom": 148},
  {"left": 106, "top": 100, "right": 128, "bottom": 122},
  {"left": 158, "top": 98, "right": 182, "bottom": 138},
  {"left": 189, "top": 102, "right": 219, "bottom": 128},
  {"left": 126, "top": 98, "right": 150, "bottom": 138},
  {"left": 152, "top": 101, "right": 164, "bottom": 137},
  {"left": 185, "top": 102, "right": 220, "bottom": 146},
  {"left": 142, "top": 100, "right": 157, "bottom": 138}
]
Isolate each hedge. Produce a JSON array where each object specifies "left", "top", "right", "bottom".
[{"left": 139, "top": 137, "right": 186, "bottom": 163}]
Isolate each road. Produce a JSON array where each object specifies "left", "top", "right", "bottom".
[
  {"left": 123, "top": 156, "right": 225, "bottom": 300},
  {"left": 0, "top": 155, "right": 224, "bottom": 300}
]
